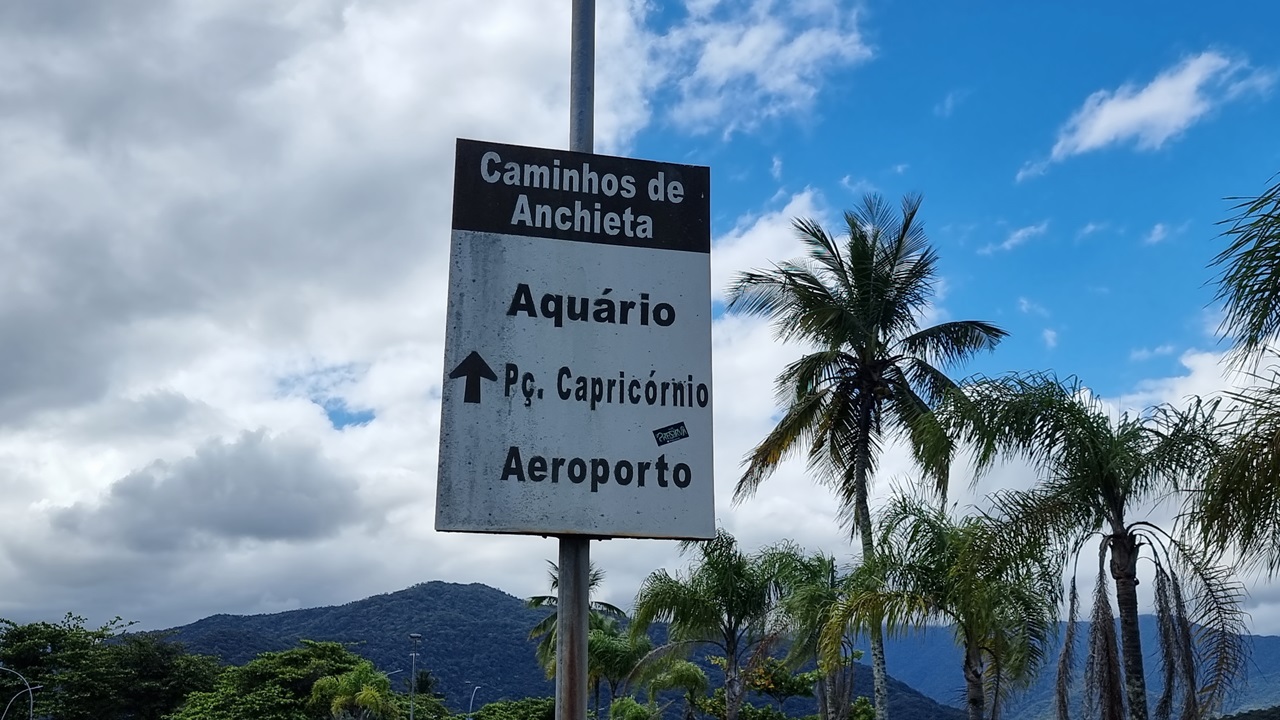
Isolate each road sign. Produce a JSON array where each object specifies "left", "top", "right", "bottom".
[{"left": 436, "top": 138, "right": 714, "bottom": 539}]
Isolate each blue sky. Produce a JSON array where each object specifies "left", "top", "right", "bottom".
[
  {"left": 634, "top": 2, "right": 1279, "bottom": 395},
  {"left": 2, "top": 0, "right": 1280, "bottom": 638}
]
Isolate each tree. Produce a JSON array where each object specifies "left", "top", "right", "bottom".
[
  {"left": 589, "top": 616, "right": 652, "bottom": 716},
  {"left": 726, "top": 192, "right": 1007, "bottom": 720},
  {"left": 758, "top": 545, "right": 858, "bottom": 720},
  {"left": 104, "top": 632, "right": 222, "bottom": 720},
  {"left": 472, "top": 697, "right": 556, "bottom": 720},
  {"left": 642, "top": 660, "right": 708, "bottom": 720},
  {"left": 0, "top": 615, "right": 217, "bottom": 720},
  {"left": 0, "top": 614, "right": 133, "bottom": 720},
  {"left": 630, "top": 530, "right": 779, "bottom": 720},
  {"left": 171, "top": 640, "right": 364, "bottom": 720},
  {"left": 946, "top": 372, "right": 1247, "bottom": 720},
  {"left": 822, "top": 495, "right": 1060, "bottom": 720},
  {"left": 309, "top": 660, "right": 401, "bottom": 720},
  {"left": 527, "top": 560, "right": 626, "bottom": 677},
  {"left": 1197, "top": 176, "right": 1280, "bottom": 575},
  {"left": 1211, "top": 173, "right": 1280, "bottom": 363}
]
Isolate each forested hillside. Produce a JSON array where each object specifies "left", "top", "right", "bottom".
[{"left": 168, "top": 581, "right": 964, "bottom": 720}]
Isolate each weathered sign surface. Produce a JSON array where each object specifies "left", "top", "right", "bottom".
[{"left": 436, "top": 139, "right": 714, "bottom": 539}]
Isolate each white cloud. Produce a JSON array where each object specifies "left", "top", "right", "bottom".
[
  {"left": 934, "top": 89, "right": 967, "bottom": 117},
  {"left": 659, "top": 0, "right": 873, "bottom": 135},
  {"left": 1042, "top": 328, "right": 1059, "bottom": 348},
  {"left": 770, "top": 154, "right": 783, "bottom": 180},
  {"left": 839, "top": 175, "right": 877, "bottom": 195},
  {"left": 710, "top": 189, "right": 828, "bottom": 303},
  {"left": 979, "top": 221, "right": 1050, "bottom": 254},
  {"left": 1077, "top": 221, "right": 1109, "bottom": 239},
  {"left": 1018, "top": 297, "right": 1049, "bottom": 317},
  {"left": 1020, "top": 51, "right": 1274, "bottom": 179},
  {"left": 1144, "top": 222, "right": 1169, "bottom": 245},
  {"left": 1129, "top": 344, "right": 1176, "bottom": 362},
  {"left": 892, "top": 163, "right": 909, "bottom": 174}
]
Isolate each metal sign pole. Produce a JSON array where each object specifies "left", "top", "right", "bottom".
[{"left": 557, "top": 4, "right": 593, "bottom": 720}]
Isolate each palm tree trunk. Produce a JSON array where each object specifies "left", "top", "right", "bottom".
[
  {"left": 853, "top": 399, "right": 889, "bottom": 720},
  {"left": 725, "top": 651, "right": 743, "bottom": 720},
  {"left": 1109, "top": 531, "right": 1148, "bottom": 720},
  {"left": 963, "top": 642, "right": 985, "bottom": 720}
]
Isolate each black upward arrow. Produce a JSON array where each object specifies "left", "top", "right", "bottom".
[{"left": 448, "top": 350, "right": 497, "bottom": 404}]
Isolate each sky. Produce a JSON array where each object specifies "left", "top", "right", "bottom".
[{"left": 2, "top": 0, "right": 1280, "bottom": 641}]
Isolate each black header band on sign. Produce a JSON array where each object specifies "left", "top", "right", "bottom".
[{"left": 452, "top": 138, "right": 710, "bottom": 254}]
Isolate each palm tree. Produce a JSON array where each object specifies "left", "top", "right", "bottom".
[
  {"left": 821, "top": 494, "right": 1060, "bottom": 720},
  {"left": 589, "top": 616, "right": 652, "bottom": 717},
  {"left": 629, "top": 530, "right": 778, "bottom": 720},
  {"left": 1211, "top": 173, "right": 1280, "bottom": 364},
  {"left": 946, "top": 372, "right": 1247, "bottom": 720},
  {"left": 726, "top": 192, "right": 1008, "bottom": 720},
  {"left": 310, "top": 660, "right": 402, "bottom": 720},
  {"left": 1195, "top": 174, "right": 1280, "bottom": 574},
  {"left": 760, "top": 544, "right": 858, "bottom": 720},
  {"left": 527, "top": 560, "right": 626, "bottom": 677},
  {"left": 643, "top": 660, "right": 708, "bottom": 720}
]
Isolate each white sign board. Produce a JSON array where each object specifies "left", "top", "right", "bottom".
[{"left": 436, "top": 139, "right": 714, "bottom": 539}]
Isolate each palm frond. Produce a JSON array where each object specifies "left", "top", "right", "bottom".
[
  {"left": 1055, "top": 579, "right": 1080, "bottom": 720},
  {"left": 897, "top": 320, "right": 1008, "bottom": 369},
  {"left": 1210, "top": 173, "right": 1280, "bottom": 364},
  {"left": 1193, "top": 378, "right": 1280, "bottom": 573},
  {"left": 1083, "top": 552, "right": 1125, "bottom": 720}
]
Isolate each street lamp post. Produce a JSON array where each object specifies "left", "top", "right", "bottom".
[
  {"left": 407, "top": 630, "right": 422, "bottom": 720},
  {"left": 468, "top": 685, "right": 483, "bottom": 720},
  {"left": 0, "top": 664, "right": 36, "bottom": 720}
]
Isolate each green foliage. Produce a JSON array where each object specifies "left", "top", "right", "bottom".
[
  {"left": 471, "top": 696, "right": 556, "bottom": 720},
  {"left": 310, "top": 659, "right": 401, "bottom": 719},
  {"left": 1212, "top": 172, "right": 1280, "bottom": 363},
  {"left": 945, "top": 372, "right": 1247, "bottom": 719},
  {"left": 740, "top": 657, "right": 818, "bottom": 708},
  {"left": 0, "top": 614, "right": 219, "bottom": 720},
  {"left": 849, "top": 696, "right": 874, "bottom": 720},
  {"left": 822, "top": 495, "right": 1060, "bottom": 720},
  {"left": 610, "top": 696, "right": 658, "bottom": 720},
  {"left": 727, "top": 193, "right": 1007, "bottom": 720},
  {"left": 631, "top": 530, "right": 779, "bottom": 720},
  {"left": 527, "top": 562, "right": 626, "bottom": 678},
  {"left": 172, "top": 640, "right": 364, "bottom": 720}
]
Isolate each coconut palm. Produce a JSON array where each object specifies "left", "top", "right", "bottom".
[
  {"left": 629, "top": 530, "right": 778, "bottom": 720},
  {"left": 946, "top": 372, "right": 1246, "bottom": 720},
  {"left": 726, "top": 192, "right": 1007, "bottom": 720},
  {"left": 820, "top": 494, "right": 1061, "bottom": 720},
  {"left": 759, "top": 544, "right": 858, "bottom": 720},
  {"left": 527, "top": 560, "right": 626, "bottom": 677}
]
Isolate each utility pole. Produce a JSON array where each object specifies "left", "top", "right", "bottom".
[
  {"left": 555, "top": 5, "right": 594, "bottom": 720},
  {"left": 409, "top": 632, "right": 423, "bottom": 720}
]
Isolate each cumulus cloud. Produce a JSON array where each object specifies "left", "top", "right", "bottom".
[
  {"left": 53, "top": 430, "right": 367, "bottom": 551},
  {"left": 1144, "top": 222, "right": 1169, "bottom": 245},
  {"left": 658, "top": 0, "right": 873, "bottom": 135},
  {"left": 1042, "top": 328, "right": 1059, "bottom": 349},
  {"left": 979, "top": 221, "right": 1050, "bottom": 254},
  {"left": 1019, "top": 51, "right": 1274, "bottom": 180}
]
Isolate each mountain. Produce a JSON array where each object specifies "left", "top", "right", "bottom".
[
  {"left": 165, "top": 581, "right": 963, "bottom": 720},
  {"left": 875, "top": 618, "right": 1280, "bottom": 718}
]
